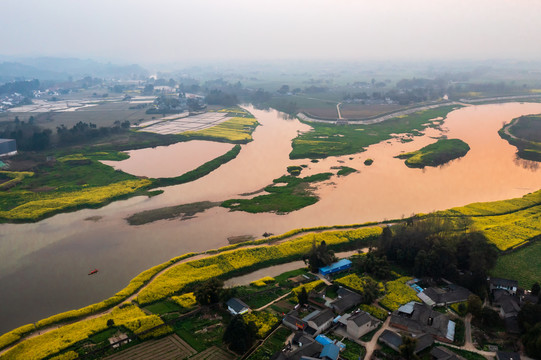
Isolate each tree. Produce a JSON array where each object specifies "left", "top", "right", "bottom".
[
  {"left": 194, "top": 278, "right": 224, "bottom": 306},
  {"left": 399, "top": 335, "right": 418, "bottom": 360},
  {"left": 467, "top": 294, "right": 483, "bottom": 318},
  {"left": 298, "top": 287, "right": 308, "bottom": 306},
  {"left": 107, "top": 319, "right": 115, "bottom": 327},
  {"left": 532, "top": 282, "right": 540, "bottom": 296},
  {"left": 305, "top": 240, "right": 336, "bottom": 272},
  {"left": 223, "top": 316, "right": 257, "bottom": 354}
]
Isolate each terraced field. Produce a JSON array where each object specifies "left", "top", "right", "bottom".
[{"left": 104, "top": 334, "right": 196, "bottom": 360}]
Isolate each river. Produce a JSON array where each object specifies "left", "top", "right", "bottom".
[{"left": 0, "top": 102, "right": 540, "bottom": 334}]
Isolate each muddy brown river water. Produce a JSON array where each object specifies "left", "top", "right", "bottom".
[{"left": 0, "top": 103, "right": 540, "bottom": 334}]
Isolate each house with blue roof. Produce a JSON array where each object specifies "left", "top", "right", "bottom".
[
  {"left": 319, "top": 259, "right": 352, "bottom": 276},
  {"left": 320, "top": 343, "right": 340, "bottom": 360}
]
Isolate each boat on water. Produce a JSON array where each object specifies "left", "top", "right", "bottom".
[{"left": 88, "top": 269, "right": 98, "bottom": 275}]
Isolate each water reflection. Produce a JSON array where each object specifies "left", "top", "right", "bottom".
[{"left": 514, "top": 155, "right": 540, "bottom": 171}]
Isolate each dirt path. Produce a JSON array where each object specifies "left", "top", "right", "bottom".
[
  {"left": 255, "top": 292, "right": 293, "bottom": 312},
  {"left": 0, "top": 223, "right": 387, "bottom": 356},
  {"left": 363, "top": 317, "right": 390, "bottom": 360},
  {"left": 464, "top": 313, "right": 475, "bottom": 351}
]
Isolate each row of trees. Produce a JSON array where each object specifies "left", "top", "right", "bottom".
[{"left": 0, "top": 117, "right": 131, "bottom": 151}]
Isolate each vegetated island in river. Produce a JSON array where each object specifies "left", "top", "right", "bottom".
[
  {"left": 395, "top": 138, "right": 470, "bottom": 168},
  {"left": 290, "top": 105, "right": 460, "bottom": 159},
  {"left": 1, "top": 189, "right": 541, "bottom": 360},
  {"left": 499, "top": 114, "right": 541, "bottom": 161}
]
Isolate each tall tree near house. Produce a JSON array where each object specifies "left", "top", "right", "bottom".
[{"left": 223, "top": 315, "right": 257, "bottom": 354}]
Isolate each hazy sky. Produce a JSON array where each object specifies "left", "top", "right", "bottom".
[{"left": 3, "top": 0, "right": 541, "bottom": 64}]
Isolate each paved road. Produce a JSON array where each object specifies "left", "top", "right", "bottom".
[{"left": 297, "top": 101, "right": 464, "bottom": 125}]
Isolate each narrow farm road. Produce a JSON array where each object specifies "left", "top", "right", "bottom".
[{"left": 364, "top": 316, "right": 390, "bottom": 360}]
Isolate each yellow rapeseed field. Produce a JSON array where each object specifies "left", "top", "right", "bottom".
[
  {"left": 183, "top": 117, "right": 258, "bottom": 142},
  {"left": 0, "top": 179, "right": 151, "bottom": 221},
  {"left": 1, "top": 305, "right": 165, "bottom": 360},
  {"left": 136, "top": 227, "right": 382, "bottom": 304},
  {"left": 379, "top": 277, "right": 419, "bottom": 311}
]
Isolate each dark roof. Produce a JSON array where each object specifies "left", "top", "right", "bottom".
[
  {"left": 430, "top": 346, "right": 466, "bottom": 360},
  {"left": 280, "top": 338, "right": 324, "bottom": 360},
  {"left": 422, "top": 285, "right": 471, "bottom": 304},
  {"left": 390, "top": 303, "right": 454, "bottom": 341},
  {"left": 414, "top": 333, "right": 434, "bottom": 353},
  {"left": 490, "top": 278, "right": 519, "bottom": 288},
  {"left": 307, "top": 308, "right": 335, "bottom": 327},
  {"left": 379, "top": 329, "right": 402, "bottom": 349},
  {"left": 496, "top": 295, "right": 521, "bottom": 315},
  {"left": 331, "top": 288, "right": 362, "bottom": 313},
  {"left": 496, "top": 351, "right": 521, "bottom": 360},
  {"left": 284, "top": 313, "right": 307, "bottom": 329},
  {"left": 348, "top": 311, "right": 377, "bottom": 328},
  {"left": 226, "top": 298, "right": 249, "bottom": 313},
  {"left": 305, "top": 326, "right": 318, "bottom": 336}
]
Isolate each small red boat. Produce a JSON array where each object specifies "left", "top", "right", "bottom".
[{"left": 88, "top": 269, "right": 98, "bottom": 275}]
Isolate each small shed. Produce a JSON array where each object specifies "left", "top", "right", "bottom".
[
  {"left": 226, "top": 298, "right": 250, "bottom": 315},
  {"left": 0, "top": 139, "right": 17, "bottom": 157},
  {"left": 319, "top": 259, "right": 352, "bottom": 276}
]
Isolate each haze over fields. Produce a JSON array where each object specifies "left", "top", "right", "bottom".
[{"left": 2, "top": 0, "right": 541, "bottom": 64}]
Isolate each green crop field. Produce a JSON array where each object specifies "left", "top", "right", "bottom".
[
  {"left": 492, "top": 241, "right": 541, "bottom": 289},
  {"left": 290, "top": 105, "right": 460, "bottom": 159}
]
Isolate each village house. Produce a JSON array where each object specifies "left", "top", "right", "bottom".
[
  {"left": 225, "top": 297, "right": 250, "bottom": 315},
  {"left": 390, "top": 301, "right": 456, "bottom": 343},
  {"left": 337, "top": 310, "right": 380, "bottom": 339},
  {"left": 378, "top": 329, "right": 433, "bottom": 354},
  {"left": 418, "top": 284, "right": 471, "bottom": 307},
  {"left": 329, "top": 287, "right": 362, "bottom": 314},
  {"left": 303, "top": 309, "right": 335, "bottom": 336},
  {"left": 489, "top": 278, "right": 519, "bottom": 296}
]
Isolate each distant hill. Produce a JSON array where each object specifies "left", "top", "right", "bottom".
[{"left": 0, "top": 57, "right": 148, "bottom": 82}]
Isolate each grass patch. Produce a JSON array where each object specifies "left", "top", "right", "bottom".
[
  {"left": 143, "top": 300, "right": 183, "bottom": 315},
  {"left": 221, "top": 172, "right": 332, "bottom": 214},
  {"left": 247, "top": 326, "right": 291, "bottom": 360},
  {"left": 172, "top": 311, "right": 229, "bottom": 352},
  {"left": 337, "top": 166, "right": 357, "bottom": 176},
  {"left": 126, "top": 201, "right": 219, "bottom": 225},
  {"left": 492, "top": 240, "right": 541, "bottom": 288},
  {"left": 396, "top": 138, "right": 470, "bottom": 168},
  {"left": 291, "top": 105, "right": 460, "bottom": 159},
  {"left": 340, "top": 338, "right": 366, "bottom": 360}
]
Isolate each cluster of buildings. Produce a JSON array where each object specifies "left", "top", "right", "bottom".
[
  {"left": 264, "top": 257, "right": 532, "bottom": 360},
  {"left": 0, "top": 92, "right": 27, "bottom": 112}
]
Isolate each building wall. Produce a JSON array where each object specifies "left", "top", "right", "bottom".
[{"left": 0, "top": 139, "right": 16, "bottom": 156}]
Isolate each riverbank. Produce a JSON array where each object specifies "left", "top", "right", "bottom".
[{"left": 499, "top": 114, "right": 541, "bottom": 161}]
